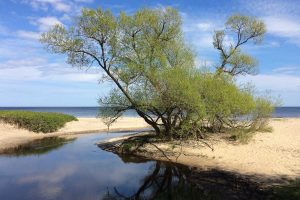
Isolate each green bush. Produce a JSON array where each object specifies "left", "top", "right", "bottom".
[{"left": 0, "top": 110, "right": 78, "bottom": 133}]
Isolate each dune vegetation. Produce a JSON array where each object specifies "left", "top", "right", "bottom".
[{"left": 0, "top": 110, "right": 77, "bottom": 133}]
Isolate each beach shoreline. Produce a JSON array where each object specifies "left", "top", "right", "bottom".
[
  {"left": 1, "top": 117, "right": 300, "bottom": 182},
  {"left": 0, "top": 117, "right": 149, "bottom": 153},
  {"left": 98, "top": 118, "right": 300, "bottom": 183}
]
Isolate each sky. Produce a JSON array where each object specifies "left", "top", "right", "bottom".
[{"left": 0, "top": 0, "right": 300, "bottom": 107}]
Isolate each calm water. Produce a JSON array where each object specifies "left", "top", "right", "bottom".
[
  {"left": 0, "top": 133, "right": 272, "bottom": 200},
  {"left": 0, "top": 107, "right": 299, "bottom": 118}
]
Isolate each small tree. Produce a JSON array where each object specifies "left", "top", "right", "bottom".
[{"left": 41, "top": 8, "right": 273, "bottom": 138}]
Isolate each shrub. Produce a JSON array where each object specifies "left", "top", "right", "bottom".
[{"left": 0, "top": 110, "right": 77, "bottom": 133}]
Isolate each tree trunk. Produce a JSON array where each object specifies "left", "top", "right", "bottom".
[{"left": 135, "top": 109, "right": 161, "bottom": 135}]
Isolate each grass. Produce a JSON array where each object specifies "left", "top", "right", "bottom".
[
  {"left": 229, "top": 124, "right": 273, "bottom": 144},
  {"left": 0, "top": 110, "right": 77, "bottom": 133}
]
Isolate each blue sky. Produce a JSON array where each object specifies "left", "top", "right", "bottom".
[{"left": 0, "top": 0, "right": 300, "bottom": 106}]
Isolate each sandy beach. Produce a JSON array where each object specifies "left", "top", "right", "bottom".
[
  {"left": 100, "top": 118, "right": 300, "bottom": 181},
  {"left": 1, "top": 117, "right": 300, "bottom": 181},
  {"left": 0, "top": 117, "right": 149, "bottom": 152}
]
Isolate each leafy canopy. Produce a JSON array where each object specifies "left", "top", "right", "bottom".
[{"left": 41, "top": 8, "right": 273, "bottom": 138}]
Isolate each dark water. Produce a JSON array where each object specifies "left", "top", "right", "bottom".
[
  {"left": 0, "top": 107, "right": 299, "bottom": 118},
  {"left": 0, "top": 133, "right": 273, "bottom": 200},
  {"left": 273, "top": 107, "right": 300, "bottom": 118}
]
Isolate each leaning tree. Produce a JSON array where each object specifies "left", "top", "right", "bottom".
[{"left": 41, "top": 7, "right": 272, "bottom": 138}]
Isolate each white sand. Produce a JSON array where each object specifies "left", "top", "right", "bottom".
[
  {"left": 0, "top": 117, "right": 149, "bottom": 152},
  {"left": 136, "top": 118, "right": 300, "bottom": 179}
]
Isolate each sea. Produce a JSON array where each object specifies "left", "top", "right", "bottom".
[{"left": 0, "top": 107, "right": 299, "bottom": 118}]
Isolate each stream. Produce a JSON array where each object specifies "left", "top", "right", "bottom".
[{"left": 0, "top": 132, "right": 274, "bottom": 200}]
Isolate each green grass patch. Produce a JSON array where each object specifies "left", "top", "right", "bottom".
[{"left": 0, "top": 110, "right": 77, "bottom": 133}]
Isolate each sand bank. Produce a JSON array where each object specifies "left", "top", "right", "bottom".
[
  {"left": 0, "top": 117, "right": 149, "bottom": 152},
  {"left": 99, "top": 118, "right": 300, "bottom": 180}
]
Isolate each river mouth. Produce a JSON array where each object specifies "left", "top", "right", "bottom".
[{"left": 0, "top": 132, "right": 277, "bottom": 199}]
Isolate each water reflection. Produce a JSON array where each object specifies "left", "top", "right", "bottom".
[
  {"left": 0, "top": 137, "right": 75, "bottom": 156},
  {"left": 103, "top": 154, "right": 271, "bottom": 200},
  {"left": 0, "top": 133, "right": 274, "bottom": 200},
  {"left": 103, "top": 162, "right": 201, "bottom": 200}
]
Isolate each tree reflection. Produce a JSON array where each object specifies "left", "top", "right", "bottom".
[
  {"left": 102, "top": 162, "right": 199, "bottom": 200},
  {"left": 102, "top": 156, "right": 273, "bottom": 200}
]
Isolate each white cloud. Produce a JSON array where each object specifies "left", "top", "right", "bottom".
[
  {"left": 33, "top": 16, "right": 63, "bottom": 31},
  {"left": 195, "top": 22, "right": 214, "bottom": 31},
  {"left": 239, "top": 0, "right": 300, "bottom": 46},
  {"left": 182, "top": 18, "right": 218, "bottom": 50},
  {"left": 238, "top": 73, "right": 300, "bottom": 106},
  {"left": 272, "top": 66, "right": 300, "bottom": 75},
  {"left": 15, "top": 16, "right": 63, "bottom": 41},
  {"left": 25, "top": 0, "right": 71, "bottom": 12},
  {"left": 263, "top": 16, "right": 300, "bottom": 40},
  {"left": 16, "top": 30, "right": 41, "bottom": 40},
  {"left": 18, "top": 165, "right": 77, "bottom": 199},
  {"left": 60, "top": 13, "right": 71, "bottom": 22},
  {"left": 0, "top": 37, "right": 41, "bottom": 59},
  {"left": 240, "top": 74, "right": 300, "bottom": 92},
  {"left": 74, "top": 0, "right": 94, "bottom": 2},
  {"left": 0, "top": 57, "right": 46, "bottom": 68},
  {"left": 242, "top": 0, "right": 300, "bottom": 18},
  {"left": 0, "top": 58, "right": 100, "bottom": 83}
]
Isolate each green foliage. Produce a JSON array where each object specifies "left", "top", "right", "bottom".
[
  {"left": 40, "top": 7, "right": 274, "bottom": 139},
  {"left": 197, "top": 75, "right": 255, "bottom": 126},
  {"left": 214, "top": 14, "right": 266, "bottom": 76},
  {"left": 0, "top": 110, "right": 77, "bottom": 133}
]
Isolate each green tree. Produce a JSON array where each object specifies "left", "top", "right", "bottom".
[
  {"left": 213, "top": 14, "right": 266, "bottom": 75},
  {"left": 41, "top": 8, "right": 273, "bottom": 138}
]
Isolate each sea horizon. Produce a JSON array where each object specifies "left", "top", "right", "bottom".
[{"left": 1, "top": 106, "right": 300, "bottom": 118}]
